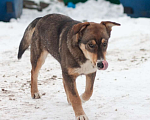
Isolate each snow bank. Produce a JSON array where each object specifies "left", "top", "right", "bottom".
[{"left": 44, "top": 0, "right": 124, "bottom": 21}]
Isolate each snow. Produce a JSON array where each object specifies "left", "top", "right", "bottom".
[{"left": 0, "top": 0, "right": 150, "bottom": 120}]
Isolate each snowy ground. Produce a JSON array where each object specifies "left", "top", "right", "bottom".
[{"left": 0, "top": 0, "right": 150, "bottom": 120}]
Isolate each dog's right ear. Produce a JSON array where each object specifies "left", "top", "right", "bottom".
[{"left": 72, "top": 22, "right": 90, "bottom": 46}]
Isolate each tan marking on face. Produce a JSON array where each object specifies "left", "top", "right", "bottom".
[
  {"left": 87, "top": 52, "right": 97, "bottom": 65},
  {"left": 91, "top": 40, "right": 96, "bottom": 45},
  {"left": 103, "top": 51, "right": 106, "bottom": 60},
  {"left": 101, "top": 38, "right": 105, "bottom": 44},
  {"left": 80, "top": 43, "right": 97, "bottom": 65}
]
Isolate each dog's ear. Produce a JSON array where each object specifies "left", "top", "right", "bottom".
[
  {"left": 72, "top": 22, "right": 90, "bottom": 34},
  {"left": 72, "top": 22, "right": 90, "bottom": 45},
  {"left": 100, "top": 21, "right": 120, "bottom": 36}
]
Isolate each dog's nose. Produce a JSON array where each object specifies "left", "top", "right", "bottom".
[{"left": 97, "top": 61, "right": 104, "bottom": 69}]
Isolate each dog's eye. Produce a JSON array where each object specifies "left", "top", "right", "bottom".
[
  {"left": 89, "top": 43, "right": 95, "bottom": 48},
  {"left": 103, "top": 43, "right": 107, "bottom": 47}
]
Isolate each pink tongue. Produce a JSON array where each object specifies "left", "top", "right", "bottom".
[{"left": 101, "top": 61, "right": 108, "bottom": 70}]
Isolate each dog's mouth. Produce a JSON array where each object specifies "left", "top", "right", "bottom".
[{"left": 97, "top": 60, "right": 108, "bottom": 70}]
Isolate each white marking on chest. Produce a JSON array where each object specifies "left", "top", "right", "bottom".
[{"left": 75, "top": 60, "right": 97, "bottom": 75}]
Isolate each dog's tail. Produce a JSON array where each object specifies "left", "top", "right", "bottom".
[{"left": 17, "top": 17, "right": 42, "bottom": 59}]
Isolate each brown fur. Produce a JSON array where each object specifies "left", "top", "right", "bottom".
[
  {"left": 80, "top": 43, "right": 97, "bottom": 65},
  {"left": 31, "top": 50, "right": 48, "bottom": 98},
  {"left": 18, "top": 14, "right": 120, "bottom": 119}
]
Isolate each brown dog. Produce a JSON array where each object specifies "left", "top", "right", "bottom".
[{"left": 18, "top": 14, "right": 120, "bottom": 120}]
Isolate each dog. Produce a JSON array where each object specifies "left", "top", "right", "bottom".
[{"left": 18, "top": 14, "right": 120, "bottom": 120}]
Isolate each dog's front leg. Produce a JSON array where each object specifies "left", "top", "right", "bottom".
[
  {"left": 62, "top": 72, "right": 89, "bottom": 120},
  {"left": 63, "top": 79, "right": 71, "bottom": 104},
  {"left": 80, "top": 72, "right": 96, "bottom": 103}
]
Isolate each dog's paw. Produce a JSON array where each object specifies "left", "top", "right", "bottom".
[
  {"left": 76, "top": 115, "right": 89, "bottom": 120},
  {"left": 32, "top": 93, "right": 41, "bottom": 99}
]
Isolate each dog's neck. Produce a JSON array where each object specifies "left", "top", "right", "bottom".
[{"left": 67, "top": 34, "right": 87, "bottom": 65}]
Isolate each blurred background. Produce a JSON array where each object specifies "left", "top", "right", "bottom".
[{"left": 0, "top": 0, "right": 150, "bottom": 22}]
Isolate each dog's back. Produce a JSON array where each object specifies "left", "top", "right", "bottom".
[
  {"left": 18, "top": 14, "right": 80, "bottom": 62},
  {"left": 35, "top": 14, "right": 80, "bottom": 62}
]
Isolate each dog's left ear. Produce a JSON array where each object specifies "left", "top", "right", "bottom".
[
  {"left": 72, "top": 22, "right": 90, "bottom": 34},
  {"left": 72, "top": 22, "right": 90, "bottom": 45},
  {"left": 100, "top": 21, "right": 121, "bottom": 36}
]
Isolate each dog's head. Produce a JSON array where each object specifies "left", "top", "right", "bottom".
[{"left": 72, "top": 21, "right": 120, "bottom": 70}]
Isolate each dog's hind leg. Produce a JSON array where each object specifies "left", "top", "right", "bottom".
[
  {"left": 80, "top": 72, "right": 96, "bottom": 103},
  {"left": 30, "top": 46, "right": 48, "bottom": 99}
]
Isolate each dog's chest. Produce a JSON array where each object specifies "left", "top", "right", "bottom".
[{"left": 74, "top": 60, "right": 97, "bottom": 75}]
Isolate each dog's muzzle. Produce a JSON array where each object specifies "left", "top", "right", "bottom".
[{"left": 97, "top": 60, "right": 108, "bottom": 70}]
